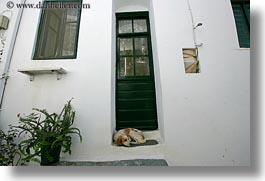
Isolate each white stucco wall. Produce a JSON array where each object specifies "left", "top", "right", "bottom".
[
  {"left": 0, "top": 0, "right": 250, "bottom": 166},
  {"left": 150, "top": 0, "right": 250, "bottom": 166}
]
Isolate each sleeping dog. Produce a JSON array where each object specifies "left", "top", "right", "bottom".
[{"left": 113, "top": 128, "right": 146, "bottom": 147}]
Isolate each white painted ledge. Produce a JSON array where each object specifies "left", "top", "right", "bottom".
[{"left": 17, "top": 67, "right": 67, "bottom": 81}]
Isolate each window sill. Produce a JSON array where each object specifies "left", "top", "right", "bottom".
[
  {"left": 32, "top": 57, "right": 77, "bottom": 60},
  {"left": 18, "top": 67, "right": 67, "bottom": 81},
  {"left": 233, "top": 48, "right": 250, "bottom": 50}
]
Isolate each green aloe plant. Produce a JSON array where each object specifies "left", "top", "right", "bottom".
[{"left": 16, "top": 99, "right": 82, "bottom": 165}]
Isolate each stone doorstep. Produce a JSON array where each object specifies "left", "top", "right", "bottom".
[
  {"left": 121, "top": 140, "right": 159, "bottom": 147},
  {"left": 55, "top": 159, "right": 168, "bottom": 166}
]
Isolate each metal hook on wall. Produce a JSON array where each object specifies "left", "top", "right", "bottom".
[{"left": 0, "top": 10, "right": 13, "bottom": 31}]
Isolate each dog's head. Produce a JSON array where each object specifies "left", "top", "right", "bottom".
[{"left": 115, "top": 135, "right": 131, "bottom": 147}]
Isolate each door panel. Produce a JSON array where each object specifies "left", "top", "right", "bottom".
[
  {"left": 117, "top": 81, "right": 154, "bottom": 91},
  {"left": 117, "top": 99, "right": 156, "bottom": 110},
  {"left": 117, "top": 90, "right": 155, "bottom": 99}
]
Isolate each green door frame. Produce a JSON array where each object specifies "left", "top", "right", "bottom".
[{"left": 115, "top": 11, "right": 158, "bottom": 130}]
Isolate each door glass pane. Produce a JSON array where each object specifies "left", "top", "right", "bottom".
[
  {"left": 133, "top": 19, "right": 147, "bottom": 32},
  {"left": 62, "top": 23, "right": 77, "bottom": 56},
  {"left": 119, "top": 20, "right": 132, "bottom": 34},
  {"left": 120, "top": 57, "right": 134, "bottom": 77},
  {"left": 135, "top": 57, "right": 150, "bottom": 76},
  {"left": 134, "top": 38, "right": 148, "bottom": 55},
  {"left": 119, "top": 38, "right": 133, "bottom": 56}
]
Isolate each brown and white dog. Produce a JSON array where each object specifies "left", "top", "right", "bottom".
[{"left": 113, "top": 128, "right": 146, "bottom": 147}]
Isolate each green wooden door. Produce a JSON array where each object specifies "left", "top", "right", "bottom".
[{"left": 116, "top": 12, "right": 158, "bottom": 130}]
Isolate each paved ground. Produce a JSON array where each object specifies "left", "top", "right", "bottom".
[{"left": 56, "top": 159, "right": 168, "bottom": 166}]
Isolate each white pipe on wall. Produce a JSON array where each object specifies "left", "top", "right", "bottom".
[
  {"left": 187, "top": 0, "right": 203, "bottom": 48},
  {"left": 0, "top": 0, "right": 26, "bottom": 109}
]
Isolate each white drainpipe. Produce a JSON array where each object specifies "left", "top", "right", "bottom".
[{"left": 0, "top": 0, "right": 26, "bottom": 109}]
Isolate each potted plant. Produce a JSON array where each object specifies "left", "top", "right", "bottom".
[{"left": 16, "top": 99, "right": 82, "bottom": 165}]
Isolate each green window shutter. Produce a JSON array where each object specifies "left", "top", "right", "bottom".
[
  {"left": 243, "top": 3, "right": 250, "bottom": 24},
  {"left": 232, "top": 1, "right": 250, "bottom": 48}
]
